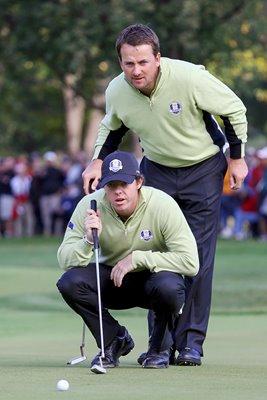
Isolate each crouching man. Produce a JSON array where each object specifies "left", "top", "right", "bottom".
[{"left": 57, "top": 151, "right": 199, "bottom": 369}]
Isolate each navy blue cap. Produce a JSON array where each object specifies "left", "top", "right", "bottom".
[{"left": 100, "top": 151, "right": 140, "bottom": 187}]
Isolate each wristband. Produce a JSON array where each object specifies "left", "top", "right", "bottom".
[{"left": 83, "top": 234, "right": 94, "bottom": 245}]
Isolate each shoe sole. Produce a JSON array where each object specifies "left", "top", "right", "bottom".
[
  {"left": 90, "top": 338, "right": 135, "bottom": 369},
  {"left": 138, "top": 357, "right": 174, "bottom": 366},
  {"left": 138, "top": 351, "right": 176, "bottom": 366},
  {"left": 176, "top": 359, "right": 201, "bottom": 366},
  {"left": 143, "top": 364, "right": 168, "bottom": 369}
]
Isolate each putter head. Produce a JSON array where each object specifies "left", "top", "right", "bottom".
[
  {"left": 67, "top": 355, "right": 87, "bottom": 365},
  {"left": 91, "top": 355, "right": 107, "bottom": 374},
  {"left": 90, "top": 364, "right": 107, "bottom": 374}
]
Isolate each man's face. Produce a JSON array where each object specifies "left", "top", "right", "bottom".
[
  {"left": 104, "top": 179, "right": 141, "bottom": 220},
  {"left": 119, "top": 43, "right": 160, "bottom": 96}
]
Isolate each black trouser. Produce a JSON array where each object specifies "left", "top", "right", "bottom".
[
  {"left": 57, "top": 265, "right": 185, "bottom": 352},
  {"left": 140, "top": 151, "right": 227, "bottom": 356}
]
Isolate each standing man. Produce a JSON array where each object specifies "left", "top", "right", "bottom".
[
  {"left": 57, "top": 151, "right": 199, "bottom": 369},
  {"left": 82, "top": 24, "right": 248, "bottom": 366}
]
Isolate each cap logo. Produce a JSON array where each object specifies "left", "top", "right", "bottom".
[{"left": 109, "top": 159, "right": 123, "bottom": 173}]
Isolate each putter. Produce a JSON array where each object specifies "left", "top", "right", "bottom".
[
  {"left": 67, "top": 322, "right": 87, "bottom": 365},
  {"left": 90, "top": 199, "right": 107, "bottom": 375}
]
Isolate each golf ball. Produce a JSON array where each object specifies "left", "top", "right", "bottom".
[{"left": 57, "top": 379, "right": 69, "bottom": 391}]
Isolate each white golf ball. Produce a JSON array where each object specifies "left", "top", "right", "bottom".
[{"left": 56, "top": 379, "right": 69, "bottom": 391}]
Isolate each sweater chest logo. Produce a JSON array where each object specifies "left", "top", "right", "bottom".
[
  {"left": 169, "top": 101, "right": 182, "bottom": 115},
  {"left": 140, "top": 229, "right": 153, "bottom": 241}
]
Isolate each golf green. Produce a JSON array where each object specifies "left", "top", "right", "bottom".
[{"left": 0, "top": 237, "right": 266, "bottom": 399}]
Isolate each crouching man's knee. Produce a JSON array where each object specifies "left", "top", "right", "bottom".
[
  {"left": 56, "top": 267, "right": 85, "bottom": 299},
  {"left": 151, "top": 271, "right": 185, "bottom": 314}
]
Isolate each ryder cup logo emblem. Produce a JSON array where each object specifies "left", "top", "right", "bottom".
[
  {"left": 109, "top": 159, "right": 123, "bottom": 172},
  {"left": 169, "top": 102, "right": 182, "bottom": 115},
  {"left": 140, "top": 229, "right": 153, "bottom": 241}
]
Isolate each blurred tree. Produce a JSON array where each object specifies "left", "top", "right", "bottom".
[
  {"left": 121, "top": 0, "right": 267, "bottom": 141},
  {"left": 0, "top": 0, "right": 266, "bottom": 156},
  {"left": 0, "top": 0, "right": 116, "bottom": 156}
]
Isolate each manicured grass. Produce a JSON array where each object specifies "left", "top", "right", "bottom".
[
  {"left": 213, "top": 239, "right": 267, "bottom": 313},
  {"left": 0, "top": 237, "right": 266, "bottom": 399},
  {"left": 1, "top": 237, "right": 266, "bottom": 314},
  {"left": 0, "top": 311, "right": 266, "bottom": 400}
]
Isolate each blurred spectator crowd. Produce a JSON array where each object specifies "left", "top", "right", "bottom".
[
  {"left": 1, "top": 146, "right": 267, "bottom": 241},
  {"left": 219, "top": 146, "right": 267, "bottom": 241},
  {"left": 0, "top": 151, "right": 88, "bottom": 238}
]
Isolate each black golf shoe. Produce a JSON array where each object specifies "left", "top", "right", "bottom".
[
  {"left": 137, "top": 346, "right": 176, "bottom": 366},
  {"left": 175, "top": 347, "right": 201, "bottom": 366},
  {"left": 90, "top": 328, "right": 134, "bottom": 368},
  {"left": 142, "top": 350, "right": 170, "bottom": 369}
]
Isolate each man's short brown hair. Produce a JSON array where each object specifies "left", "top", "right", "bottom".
[{"left": 116, "top": 24, "right": 160, "bottom": 59}]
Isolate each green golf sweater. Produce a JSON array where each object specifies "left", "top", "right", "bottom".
[
  {"left": 93, "top": 58, "right": 247, "bottom": 166},
  {"left": 57, "top": 186, "right": 199, "bottom": 276}
]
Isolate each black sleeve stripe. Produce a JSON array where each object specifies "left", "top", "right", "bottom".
[
  {"left": 98, "top": 123, "right": 129, "bottom": 160},
  {"left": 220, "top": 115, "right": 242, "bottom": 158},
  {"left": 202, "top": 111, "right": 225, "bottom": 149}
]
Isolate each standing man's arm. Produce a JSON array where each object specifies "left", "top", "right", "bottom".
[
  {"left": 194, "top": 68, "right": 248, "bottom": 190},
  {"left": 221, "top": 106, "right": 248, "bottom": 190},
  {"left": 228, "top": 157, "right": 248, "bottom": 190},
  {"left": 82, "top": 121, "right": 129, "bottom": 194},
  {"left": 82, "top": 159, "right": 103, "bottom": 194}
]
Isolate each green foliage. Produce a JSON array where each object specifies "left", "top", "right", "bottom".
[
  {"left": 0, "top": 0, "right": 266, "bottom": 154},
  {"left": 0, "top": 62, "right": 64, "bottom": 154}
]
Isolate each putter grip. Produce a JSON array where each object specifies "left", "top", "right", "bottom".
[{"left": 90, "top": 200, "right": 98, "bottom": 249}]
